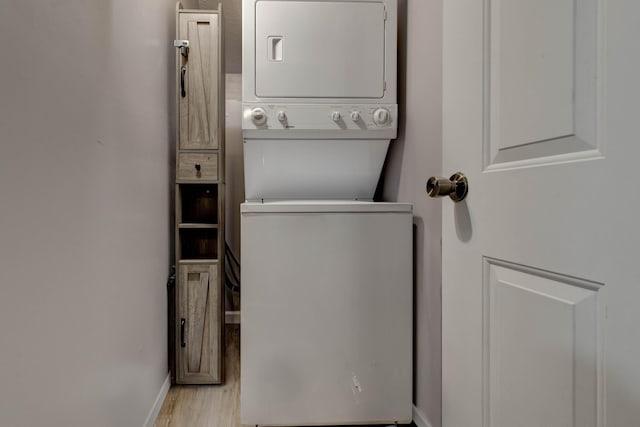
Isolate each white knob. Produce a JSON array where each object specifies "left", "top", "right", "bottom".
[
  {"left": 331, "top": 111, "right": 342, "bottom": 122},
  {"left": 277, "top": 111, "right": 287, "bottom": 122},
  {"left": 373, "top": 108, "right": 392, "bottom": 126},
  {"left": 350, "top": 111, "right": 361, "bottom": 122},
  {"left": 251, "top": 108, "right": 267, "bottom": 125}
]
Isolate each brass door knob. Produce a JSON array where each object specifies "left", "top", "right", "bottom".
[{"left": 426, "top": 172, "right": 469, "bottom": 202}]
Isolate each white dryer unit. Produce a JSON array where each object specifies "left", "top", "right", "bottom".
[{"left": 242, "top": 0, "right": 398, "bottom": 201}]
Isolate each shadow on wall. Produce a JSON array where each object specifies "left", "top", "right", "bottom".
[
  {"left": 199, "top": 0, "right": 243, "bottom": 73},
  {"left": 375, "top": 0, "right": 407, "bottom": 201},
  {"left": 412, "top": 218, "right": 423, "bottom": 402},
  {"left": 454, "top": 200, "right": 472, "bottom": 242},
  {"left": 376, "top": 0, "right": 444, "bottom": 426}
]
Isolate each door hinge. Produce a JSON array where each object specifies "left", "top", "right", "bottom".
[
  {"left": 174, "top": 39, "right": 189, "bottom": 58},
  {"left": 167, "top": 265, "right": 176, "bottom": 289}
]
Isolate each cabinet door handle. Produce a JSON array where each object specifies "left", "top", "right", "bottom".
[
  {"left": 180, "top": 318, "right": 186, "bottom": 347},
  {"left": 180, "top": 66, "right": 186, "bottom": 98}
]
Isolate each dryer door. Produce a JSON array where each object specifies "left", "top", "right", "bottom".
[{"left": 254, "top": 1, "right": 386, "bottom": 98}]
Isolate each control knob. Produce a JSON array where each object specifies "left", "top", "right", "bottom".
[
  {"left": 350, "top": 111, "right": 361, "bottom": 122},
  {"left": 373, "top": 108, "right": 392, "bottom": 126},
  {"left": 277, "top": 110, "right": 287, "bottom": 122},
  {"left": 251, "top": 107, "right": 267, "bottom": 126},
  {"left": 331, "top": 111, "right": 342, "bottom": 122}
]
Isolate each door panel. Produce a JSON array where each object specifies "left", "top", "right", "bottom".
[
  {"left": 492, "top": 0, "right": 575, "bottom": 148},
  {"left": 177, "top": 262, "right": 221, "bottom": 384},
  {"left": 179, "top": 13, "right": 219, "bottom": 150},
  {"left": 484, "top": 260, "right": 601, "bottom": 427},
  {"left": 485, "top": 0, "right": 602, "bottom": 169},
  {"left": 254, "top": 1, "right": 385, "bottom": 98}
]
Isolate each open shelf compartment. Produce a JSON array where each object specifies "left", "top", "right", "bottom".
[
  {"left": 179, "top": 228, "right": 218, "bottom": 260},
  {"left": 179, "top": 184, "right": 219, "bottom": 225}
]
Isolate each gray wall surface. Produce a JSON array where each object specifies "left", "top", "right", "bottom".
[
  {"left": 225, "top": 74, "right": 244, "bottom": 257},
  {"left": 0, "top": 0, "right": 197, "bottom": 425},
  {"left": 382, "top": 1, "right": 443, "bottom": 426},
  {"left": 200, "top": 0, "right": 242, "bottom": 73}
]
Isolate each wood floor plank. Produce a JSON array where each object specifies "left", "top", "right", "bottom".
[{"left": 156, "top": 325, "right": 240, "bottom": 427}]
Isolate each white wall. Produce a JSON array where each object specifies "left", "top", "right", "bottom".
[
  {"left": 225, "top": 74, "right": 244, "bottom": 257},
  {"left": 382, "top": 1, "right": 443, "bottom": 426},
  {"left": 0, "top": 1, "right": 196, "bottom": 426}
]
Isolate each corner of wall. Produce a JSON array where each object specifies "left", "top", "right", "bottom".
[{"left": 143, "top": 374, "right": 172, "bottom": 427}]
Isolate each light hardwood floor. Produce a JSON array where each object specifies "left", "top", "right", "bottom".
[{"left": 156, "top": 325, "right": 240, "bottom": 427}]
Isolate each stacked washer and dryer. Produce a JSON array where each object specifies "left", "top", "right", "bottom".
[{"left": 240, "top": 1, "right": 412, "bottom": 425}]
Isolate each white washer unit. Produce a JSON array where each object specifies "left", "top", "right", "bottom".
[
  {"left": 241, "top": 1, "right": 411, "bottom": 426},
  {"left": 241, "top": 201, "right": 412, "bottom": 426}
]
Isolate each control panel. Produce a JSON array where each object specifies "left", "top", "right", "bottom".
[{"left": 242, "top": 104, "right": 398, "bottom": 138}]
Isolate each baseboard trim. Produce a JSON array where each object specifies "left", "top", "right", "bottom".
[
  {"left": 412, "top": 404, "right": 434, "bottom": 427},
  {"left": 143, "top": 373, "right": 171, "bottom": 427}
]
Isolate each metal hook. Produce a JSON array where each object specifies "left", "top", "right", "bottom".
[{"left": 173, "top": 39, "right": 190, "bottom": 59}]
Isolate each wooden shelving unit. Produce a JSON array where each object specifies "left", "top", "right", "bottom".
[{"left": 171, "top": 3, "right": 224, "bottom": 385}]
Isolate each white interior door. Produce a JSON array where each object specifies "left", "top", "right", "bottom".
[{"left": 442, "top": 1, "right": 640, "bottom": 426}]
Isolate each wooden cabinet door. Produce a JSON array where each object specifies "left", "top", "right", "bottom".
[
  {"left": 177, "top": 262, "right": 221, "bottom": 384},
  {"left": 178, "top": 13, "right": 220, "bottom": 150}
]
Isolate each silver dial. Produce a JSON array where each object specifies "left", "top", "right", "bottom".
[
  {"left": 277, "top": 110, "right": 287, "bottom": 122},
  {"left": 251, "top": 108, "right": 267, "bottom": 125},
  {"left": 350, "top": 111, "right": 361, "bottom": 122},
  {"left": 331, "top": 111, "right": 342, "bottom": 122},
  {"left": 373, "top": 108, "right": 392, "bottom": 126}
]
